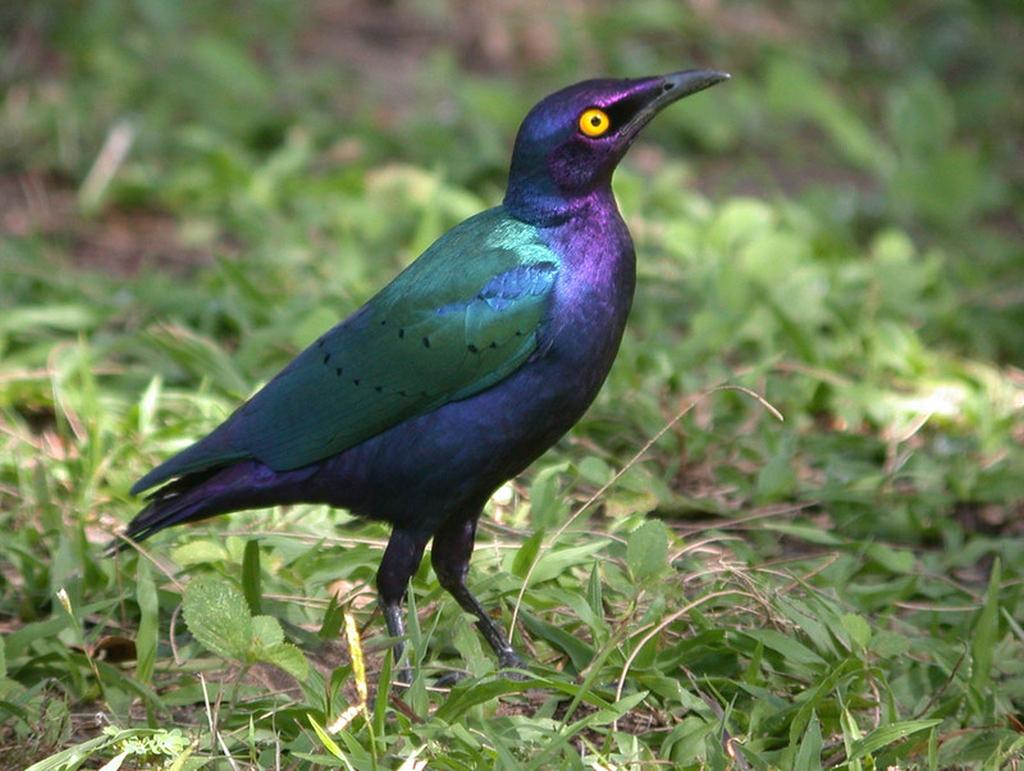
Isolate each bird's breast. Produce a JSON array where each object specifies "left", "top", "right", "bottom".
[{"left": 541, "top": 206, "right": 637, "bottom": 377}]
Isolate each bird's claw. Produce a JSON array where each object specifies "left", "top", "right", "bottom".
[
  {"left": 497, "top": 649, "right": 529, "bottom": 680},
  {"left": 430, "top": 649, "right": 528, "bottom": 688},
  {"left": 433, "top": 670, "right": 469, "bottom": 688}
]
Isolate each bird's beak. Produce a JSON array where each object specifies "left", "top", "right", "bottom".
[
  {"left": 657, "top": 69, "right": 731, "bottom": 104},
  {"left": 623, "top": 69, "right": 731, "bottom": 138}
]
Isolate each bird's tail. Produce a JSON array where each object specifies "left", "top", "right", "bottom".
[
  {"left": 111, "top": 470, "right": 222, "bottom": 552},
  {"left": 109, "top": 460, "right": 315, "bottom": 555}
]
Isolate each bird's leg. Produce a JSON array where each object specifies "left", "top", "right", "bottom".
[
  {"left": 431, "top": 515, "right": 527, "bottom": 672},
  {"left": 376, "top": 529, "right": 428, "bottom": 684}
]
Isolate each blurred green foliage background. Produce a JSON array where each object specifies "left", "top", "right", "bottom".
[{"left": 1, "top": 1, "right": 1022, "bottom": 768}]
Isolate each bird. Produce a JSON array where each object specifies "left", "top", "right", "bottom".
[{"left": 117, "top": 69, "right": 730, "bottom": 678}]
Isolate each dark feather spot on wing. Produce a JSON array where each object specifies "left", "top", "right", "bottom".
[
  {"left": 323, "top": 353, "right": 331, "bottom": 364},
  {"left": 422, "top": 336, "right": 430, "bottom": 348},
  {"left": 353, "top": 379, "right": 361, "bottom": 386},
  {"left": 515, "top": 330, "right": 523, "bottom": 336},
  {"left": 335, "top": 367, "right": 343, "bottom": 376},
  {"left": 467, "top": 343, "right": 479, "bottom": 353},
  {"left": 421, "top": 390, "right": 429, "bottom": 397},
  {"left": 489, "top": 341, "right": 498, "bottom": 349},
  {"left": 380, "top": 319, "right": 387, "bottom": 326},
  {"left": 375, "top": 385, "right": 383, "bottom": 393},
  {"left": 317, "top": 338, "right": 325, "bottom": 348},
  {"left": 398, "top": 328, "right": 405, "bottom": 339},
  {"left": 399, "top": 390, "right": 407, "bottom": 397}
]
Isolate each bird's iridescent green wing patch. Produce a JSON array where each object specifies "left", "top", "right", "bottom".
[
  {"left": 129, "top": 209, "right": 561, "bottom": 483},
  {"left": 234, "top": 260, "right": 557, "bottom": 470}
]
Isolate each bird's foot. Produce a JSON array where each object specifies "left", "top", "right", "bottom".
[
  {"left": 394, "top": 666, "right": 413, "bottom": 688},
  {"left": 497, "top": 648, "right": 529, "bottom": 681},
  {"left": 431, "top": 650, "right": 528, "bottom": 687},
  {"left": 433, "top": 669, "right": 469, "bottom": 688}
]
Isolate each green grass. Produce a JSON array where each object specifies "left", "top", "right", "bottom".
[{"left": 2, "top": 1, "right": 1023, "bottom": 768}]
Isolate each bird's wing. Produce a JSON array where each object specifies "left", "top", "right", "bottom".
[{"left": 131, "top": 210, "right": 559, "bottom": 493}]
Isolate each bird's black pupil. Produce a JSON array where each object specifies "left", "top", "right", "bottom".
[{"left": 591, "top": 116, "right": 601, "bottom": 126}]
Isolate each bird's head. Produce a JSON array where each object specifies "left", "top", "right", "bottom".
[{"left": 504, "top": 69, "right": 729, "bottom": 225}]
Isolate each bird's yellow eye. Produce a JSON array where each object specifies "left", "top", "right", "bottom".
[{"left": 578, "top": 108, "right": 610, "bottom": 137}]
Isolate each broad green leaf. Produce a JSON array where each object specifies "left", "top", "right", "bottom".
[
  {"left": 251, "top": 615, "right": 285, "bottom": 648},
  {"left": 182, "top": 576, "right": 252, "bottom": 661},
  {"left": 24, "top": 734, "right": 116, "bottom": 771},
  {"left": 524, "top": 691, "right": 652, "bottom": 770},
  {"left": 588, "top": 690, "right": 649, "bottom": 724},
  {"left": 529, "top": 540, "right": 610, "bottom": 584},
  {"left": 511, "top": 528, "right": 544, "bottom": 579},
  {"left": 840, "top": 705, "right": 863, "bottom": 771},
  {"left": 135, "top": 560, "right": 158, "bottom": 684},
  {"left": 776, "top": 596, "right": 839, "bottom": 658},
  {"left": 520, "top": 612, "right": 594, "bottom": 671},
  {"left": 319, "top": 596, "right": 345, "bottom": 641},
  {"left": 970, "top": 558, "right": 1001, "bottom": 695},
  {"left": 626, "top": 519, "right": 669, "bottom": 581},
  {"left": 793, "top": 711, "right": 822, "bottom": 771},
  {"left": 528, "top": 462, "right": 571, "bottom": 529},
  {"left": 259, "top": 643, "right": 309, "bottom": 680},
  {"left": 847, "top": 719, "right": 943, "bottom": 763},
  {"left": 866, "top": 544, "right": 916, "bottom": 574},
  {"left": 745, "top": 629, "right": 826, "bottom": 667},
  {"left": 307, "top": 715, "right": 345, "bottom": 761},
  {"left": 0, "top": 304, "right": 99, "bottom": 334},
  {"left": 451, "top": 616, "right": 490, "bottom": 678},
  {"left": 435, "top": 678, "right": 541, "bottom": 723},
  {"left": 840, "top": 613, "right": 871, "bottom": 651},
  {"left": 577, "top": 456, "right": 612, "bottom": 485},
  {"left": 171, "top": 540, "right": 230, "bottom": 567},
  {"left": 661, "top": 717, "right": 717, "bottom": 766},
  {"left": 635, "top": 673, "right": 686, "bottom": 702},
  {"left": 549, "top": 587, "right": 605, "bottom": 634},
  {"left": 5, "top": 599, "right": 119, "bottom": 659},
  {"left": 137, "top": 375, "right": 162, "bottom": 436},
  {"left": 242, "top": 540, "right": 262, "bottom": 615},
  {"left": 765, "top": 524, "right": 843, "bottom": 546},
  {"left": 373, "top": 647, "right": 392, "bottom": 741},
  {"left": 788, "top": 659, "right": 860, "bottom": 745},
  {"left": 743, "top": 640, "right": 764, "bottom": 685},
  {"left": 756, "top": 435, "right": 797, "bottom": 500},
  {"left": 477, "top": 721, "right": 523, "bottom": 770},
  {"left": 586, "top": 562, "right": 603, "bottom": 621},
  {"left": 870, "top": 630, "right": 911, "bottom": 658}
]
